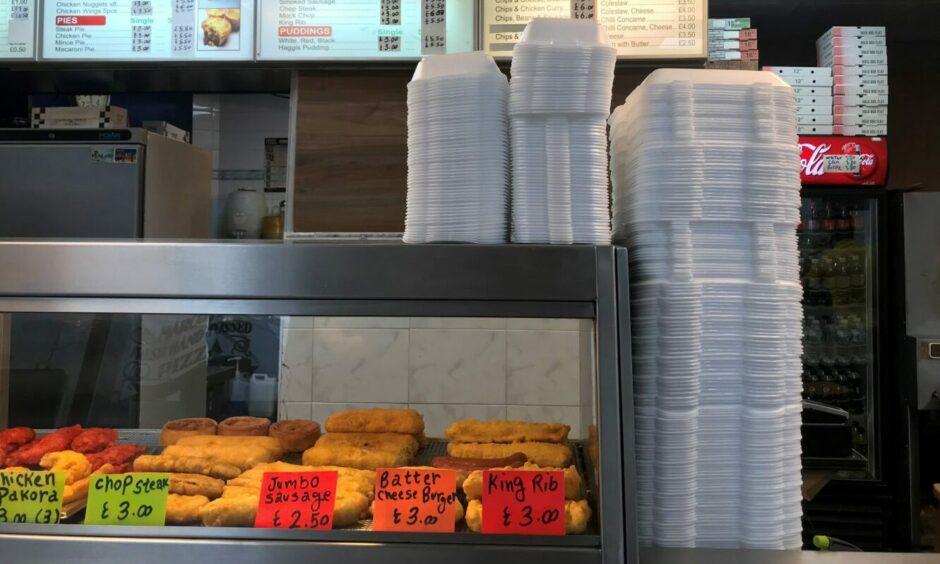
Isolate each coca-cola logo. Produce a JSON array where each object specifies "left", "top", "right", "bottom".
[
  {"left": 799, "top": 141, "right": 879, "bottom": 179},
  {"left": 799, "top": 143, "right": 831, "bottom": 176}
]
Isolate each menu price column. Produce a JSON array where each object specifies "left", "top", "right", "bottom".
[
  {"left": 1, "top": 0, "right": 34, "bottom": 58},
  {"left": 421, "top": 0, "right": 445, "bottom": 54},
  {"left": 571, "top": 0, "right": 595, "bottom": 19},
  {"left": 378, "top": 0, "right": 402, "bottom": 52},
  {"left": 172, "top": 0, "right": 195, "bottom": 54},
  {"left": 595, "top": 0, "right": 705, "bottom": 57}
]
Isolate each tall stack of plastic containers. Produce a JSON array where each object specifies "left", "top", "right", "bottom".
[
  {"left": 509, "top": 19, "right": 616, "bottom": 244},
  {"left": 403, "top": 52, "right": 510, "bottom": 244},
  {"left": 610, "top": 69, "right": 804, "bottom": 549}
]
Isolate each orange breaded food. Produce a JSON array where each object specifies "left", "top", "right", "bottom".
[
  {"left": 446, "top": 420, "right": 570, "bottom": 444},
  {"left": 447, "top": 441, "right": 572, "bottom": 468},
  {"left": 302, "top": 444, "right": 410, "bottom": 471},
  {"left": 325, "top": 408, "right": 424, "bottom": 435},
  {"left": 314, "top": 433, "right": 419, "bottom": 457}
]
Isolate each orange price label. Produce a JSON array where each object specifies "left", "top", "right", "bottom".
[
  {"left": 373, "top": 468, "right": 457, "bottom": 532},
  {"left": 254, "top": 471, "right": 337, "bottom": 529},
  {"left": 481, "top": 470, "right": 565, "bottom": 535}
]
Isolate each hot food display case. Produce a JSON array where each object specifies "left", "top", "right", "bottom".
[{"left": 0, "top": 241, "right": 636, "bottom": 564}]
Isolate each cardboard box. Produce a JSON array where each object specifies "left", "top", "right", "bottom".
[
  {"left": 778, "top": 74, "right": 834, "bottom": 87},
  {"left": 31, "top": 105, "right": 129, "bottom": 129},
  {"left": 708, "top": 39, "right": 758, "bottom": 51},
  {"left": 819, "top": 26, "right": 887, "bottom": 40},
  {"left": 142, "top": 121, "right": 191, "bottom": 143},
  {"left": 763, "top": 66, "right": 831, "bottom": 77},
  {"left": 831, "top": 64, "right": 888, "bottom": 76},
  {"left": 820, "top": 51, "right": 889, "bottom": 66},
  {"left": 705, "top": 60, "right": 759, "bottom": 71},
  {"left": 797, "top": 104, "right": 833, "bottom": 116},
  {"left": 832, "top": 105, "right": 888, "bottom": 118},
  {"left": 818, "top": 43, "right": 888, "bottom": 60},
  {"left": 793, "top": 86, "right": 833, "bottom": 97},
  {"left": 799, "top": 124, "right": 834, "bottom": 135},
  {"left": 818, "top": 35, "right": 886, "bottom": 50},
  {"left": 796, "top": 94, "right": 834, "bottom": 107},
  {"left": 708, "top": 18, "right": 751, "bottom": 30},
  {"left": 798, "top": 114, "right": 834, "bottom": 126},
  {"left": 834, "top": 92, "right": 889, "bottom": 106},
  {"left": 708, "top": 49, "right": 759, "bottom": 61},
  {"left": 834, "top": 124, "right": 887, "bottom": 136},
  {"left": 833, "top": 113, "right": 888, "bottom": 126},
  {"left": 833, "top": 74, "right": 888, "bottom": 87},
  {"left": 709, "top": 28, "right": 758, "bottom": 40},
  {"left": 833, "top": 83, "right": 889, "bottom": 97}
]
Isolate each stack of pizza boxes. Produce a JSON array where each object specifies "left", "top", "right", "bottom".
[
  {"left": 817, "top": 26, "right": 888, "bottom": 136},
  {"left": 761, "top": 66, "right": 834, "bottom": 135},
  {"left": 707, "top": 18, "right": 759, "bottom": 70}
]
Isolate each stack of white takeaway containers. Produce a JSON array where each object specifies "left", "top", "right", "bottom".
[
  {"left": 762, "top": 66, "right": 834, "bottom": 135},
  {"left": 817, "top": 26, "right": 888, "bottom": 136},
  {"left": 609, "top": 69, "right": 804, "bottom": 549}
]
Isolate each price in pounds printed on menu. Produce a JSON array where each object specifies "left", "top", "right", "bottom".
[
  {"left": 0, "top": 471, "right": 64, "bottom": 524},
  {"left": 254, "top": 471, "right": 337, "bottom": 529},
  {"left": 482, "top": 470, "right": 565, "bottom": 535},
  {"left": 85, "top": 473, "right": 168, "bottom": 526},
  {"left": 373, "top": 468, "right": 457, "bottom": 532}
]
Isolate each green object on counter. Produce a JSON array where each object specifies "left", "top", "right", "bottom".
[{"left": 813, "top": 535, "right": 832, "bottom": 550}]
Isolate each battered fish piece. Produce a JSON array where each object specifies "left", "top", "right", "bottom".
[
  {"left": 176, "top": 435, "right": 284, "bottom": 459},
  {"left": 465, "top": 499, "right": 591, "bottom": 534},
  {"left": 302, "top": 445, "right": 410, "bottom": 470},
  {"left": 162, "top": 444, "right": 277, "bottom": 471},
  {"left": 170, "top": 473, "right": 224, "bottom": 499},
  {"left": 167, "top": 494, "right": 210, "bottom": 525},
  {"left": 446, "top": 420, "right": 570, "bottom": 444},
  {"left": 133, "top": 454, "right": 241, "bottom": 480},
  {"left": 314, "top": 433, "right": 419, "bottom": 457},
  {"left": 325, "top": 408, "right": 424, "bottom": 435},
  {"left": 462, "top": 463, "right": 582, "bottom": 500},
  {"left": 448, "top": 442, "right": 572, "bottom": 468}
]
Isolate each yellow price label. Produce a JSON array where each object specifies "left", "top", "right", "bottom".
[
  {"left": 0, "top": 471, "right": 65, "bottom": 524},
  {"left": 85, "top": 473, "right": 169, "bottom": 526}
]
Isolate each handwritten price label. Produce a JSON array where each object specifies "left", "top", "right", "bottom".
[
  {"left": 373, "top": 468, "right": 457, "bottom": 533},
  {"left": 0, "top": 471, "right": 64, "bottom": 524},
  {"left": 482, "top": 470, "right": 565, "bottom": 535},
  {"left": 254, "top": 471, "right": 337, "bottom": 529},
  {"left": 85, "top": 473, "right": 168, "bottom": 526}
]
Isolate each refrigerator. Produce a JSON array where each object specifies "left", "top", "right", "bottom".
[
  {"left": 0, "top": 128, "right": 211, "bottom": 238},
  {"left": 0, "top": 128, "right": 212, "bottom": 429}
]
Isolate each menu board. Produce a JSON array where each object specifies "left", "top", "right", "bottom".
[
  {"left": 257, "top": 0, "right": 474, "bottom": 60},
  {"left": 483, "top": 0, "right": 706, "bottom": 59},
  {"left": 0, "top": 0, "right": 35, "bottom": 59},
  {"left": 41, "top": 0, "right": 254, "bottom": 61}
]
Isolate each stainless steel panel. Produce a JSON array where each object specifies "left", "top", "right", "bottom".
[{"left": 0, "top": 242, "right": 599, "bottom": 302}]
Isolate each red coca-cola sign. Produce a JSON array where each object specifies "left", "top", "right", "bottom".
[{"left": 799, "top": 136, "right": 888, "bottom": 186}]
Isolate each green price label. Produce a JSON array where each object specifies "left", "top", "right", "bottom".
[
  {"left": 85, "top": 473, "right": 169, "bottom": 526},
  {"left": 0, "top": 471, "right": 65, "bottom": 524}
]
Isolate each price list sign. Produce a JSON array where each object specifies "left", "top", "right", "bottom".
[
  {"left": 254, "top": 471, "right": 338, "bottom": 530},
  {"left": 481, "top": 470, "right": 565, "bottom": 535},
  {"left": 256, "top": 0, "right": 474, "bottom": 60},
  {"left": 483, "top": 0, "right": 706, "bottom": 59},
  {"left": 0, "top": 0, "right": 36, "bottom": 59},
  {"left": 0, "top": 471, "right": 64, "bottom": 524},
  {"left": 373, "top": 468, "right": 457, "bottom": 533},
  {"left": 85, "top": 473, "right": 169, "bottom": 526},
  {"left": 40, "top": 0, "right": 254, "bottom": 61}
]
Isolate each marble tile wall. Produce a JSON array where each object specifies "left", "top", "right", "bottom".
[{"left": 278, "top": 317, "right": 594, "bottom": 438}]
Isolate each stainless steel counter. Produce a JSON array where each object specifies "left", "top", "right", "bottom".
[{"left": 642, "top": 548, "right": 939, "bottom": 563}]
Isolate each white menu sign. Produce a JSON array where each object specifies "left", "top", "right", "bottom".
[
  {"left": 483, "top": 0, "right": 706, "bottom": 59},
  {"left": 257, "top": 0, "right": 475, "bottom": 60},
  {"left": 0, "top": 0, "right": 35, "bottom": 59},
  {"left": 41, "top": 0, "right": 254, "bottom": 61}
]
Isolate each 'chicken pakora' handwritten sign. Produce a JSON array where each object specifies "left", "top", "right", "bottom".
[
  {"left": 482, "top": 470, "right": 565, "bottom": 535},
  {"left": 373, "top": 468, "right": 457, "bottom": 532},
  {"left": 86, "top": 473, "right": 169, "bottom": 526},
  {"left": 254, "top": 471, "right": 338, "bottom": 529},
  {"left": 0, "top": 470, "right": 64, "bottom": 524}
]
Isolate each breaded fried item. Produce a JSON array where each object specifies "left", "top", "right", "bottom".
[
  {"left": 447, "top": 442, "right": 572, "bottom": 468},
  {"left": 170, "top": 473, "right": 225, "bottom": 499},
  {"left": 162, "top": 444, "right": 277, "bottom": 471},
  {"left": 446, "top": 420, "right": 570, "bottom": 444},
  {"left": 465, "top": 499, "right": 591, "bottom": 534},
  {"left": 223, "top": 9, "right": 241, "bottom": 31},
  {"left": 462, "top": 463, "right": 582, "bottom": 500},
  {"left": 314, "top": 432, "right": 419, "bottom": 457},
  {"left": 325, "top": 408, "right": 424, "bottom": 435},
  {"left": 39, "top": 450, "right": 91, "bottom": 485},
  {"left": 200, "top": 495, "right": 257, "bottom": 527},
  {"left": 302, "top": 445, "right": 410, "bottom": 470},
  {"left": 222, "top": 484, "right": 260, "bottom": 499},
  {"left": 201, "top": 17, "right": 232, "bottom": 47},
  {"left": 167, "top": 494, "right": 210, "bottom": 525},
  {"left": 62, "top": 463, "right": 116, "bottom": 505},
  {"left": 176, "top": 435, "right": 284, "bottom": 459},
  {"left": 133, "top": 454, "right": 241, "bottom": 480}
]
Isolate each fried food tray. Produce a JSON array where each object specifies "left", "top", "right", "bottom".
[{"left": 58, "top": 432, "right": 597, "bottom": 536}]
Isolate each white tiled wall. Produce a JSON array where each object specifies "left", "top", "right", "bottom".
[
  {"left": 278, "top": 317, "right": 594, "bottom": 438},
  {"left": 192, "top": 94, "right": 291, "bottom": 237}
]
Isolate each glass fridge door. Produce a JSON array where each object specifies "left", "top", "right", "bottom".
[{"left": 799, "top": 195, "right": 879, "bottom": 479}]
